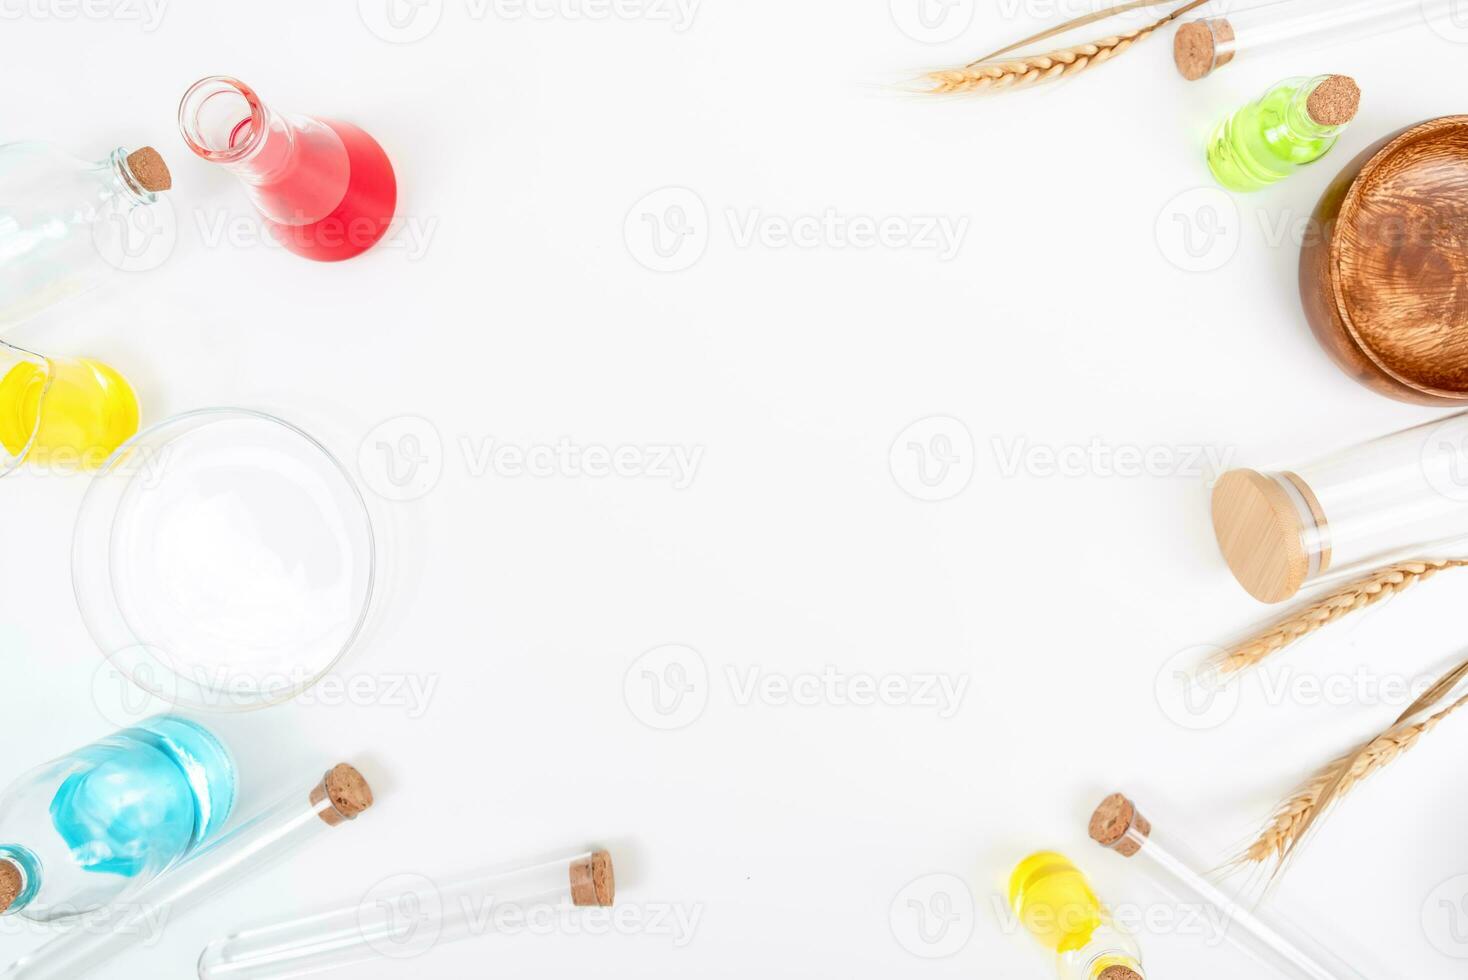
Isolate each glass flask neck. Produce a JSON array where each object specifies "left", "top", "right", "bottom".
[
  {"left": 1284, "top": 76, "right": 1346, "bottom": 141},
  {"left": 106, "top": 148, "right": 161, "bottom": 207},
  {"left": 0, "top": 341, "right": 52, "bottom": 479},
  {"left": 179, "top": 76, "right": 297, "bottom": 186}
]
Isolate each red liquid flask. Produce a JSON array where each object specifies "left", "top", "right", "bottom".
[{"left": 179, "top": 76, "right": 397, "bottom": 262}]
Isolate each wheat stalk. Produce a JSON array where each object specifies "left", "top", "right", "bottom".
[
  {"left": 1215, "top": 560, "right": 1468, "bottom": 677},
  {"left": 924, "top": 0, "right": 1202, "bottom": 95},
  {"left": 1242, "top": 690, "right": 1468, "bottom": 870}
]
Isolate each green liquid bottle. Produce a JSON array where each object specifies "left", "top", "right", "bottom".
[{"left": 1207, "top": 75, "right": 1360, "bottom": 193}]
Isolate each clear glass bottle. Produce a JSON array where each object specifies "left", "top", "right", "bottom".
[
  {"left": 178, "top": 76, "right": 397, "bottom": 262},
  {"left": 1213, "top": 412, "right": 1468, "bottom": 602},
  {"left": 1207, "top": 75, "right": 1360, "bottom": 193},
  {"left": 1009, "top": 852, "right": 1145, "bottom": 980},
  {"left": 0, "top": 340, "right": 140, "bottom": 476},
  {"left": 0, "top": 142, "right": 172, "bottom": 328},
  {"left": 0, "top": 716, "right": 236, "bottom": 922}
]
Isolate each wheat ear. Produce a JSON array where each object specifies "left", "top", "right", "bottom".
[
  {"left": 924, "top": 0, "right": 1203, "bottom": 95},
  {"left": 1242, "top": 689, "right": 1468, "bottom": 871},
  {"left": 1215, "top": 560, "right": 1468, "bottom": 677}
]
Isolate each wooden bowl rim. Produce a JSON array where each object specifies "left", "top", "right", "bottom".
[{"left": 1328, "top": 114, "right": 1468, "bottom": 402}]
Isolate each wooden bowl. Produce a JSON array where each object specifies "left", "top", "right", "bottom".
[{"left": 1300, "top": 116, "right": 1468, "bottom": 405}]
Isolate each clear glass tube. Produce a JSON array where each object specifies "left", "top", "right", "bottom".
[
  {"left": 1090, "top": 795, "right": 1370, "bottom": 980},
  {"left": 1175, "top": 0, "right": 1457, "bottom": 80},
  {"left": 1212, "top": 412, "right": 1468, "bottom": 603},
  {"left": 1, "top": 765, "right": 373, "bottom": 980},
  {"left": 197, "top": 850, "right": 615, "bottom": 979}
]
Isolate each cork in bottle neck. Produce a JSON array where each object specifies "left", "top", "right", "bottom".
[
  {"left": 1304, "top": 75, "right": 1361, "bottom": 129},
  {"left": 124, "top": 147, "right": 172, "bottom": 193},
  {"left": 1098, "top": 967, "right": 1144, "bottom": 980},
  {"left": 0, "top": 858, "right": 24, "bottom": 915}
]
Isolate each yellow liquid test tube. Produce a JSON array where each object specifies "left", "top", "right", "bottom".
[{"left": 0, "top": 343, "right": 139, "bottom": 474}]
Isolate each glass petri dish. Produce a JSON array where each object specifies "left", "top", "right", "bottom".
[{"left": 73, "top": 409, "right": 375, "bottom": 711}]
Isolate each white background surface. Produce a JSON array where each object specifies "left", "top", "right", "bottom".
[{"left": 2, "top": 1, "right": 1468, "bottom": 977}]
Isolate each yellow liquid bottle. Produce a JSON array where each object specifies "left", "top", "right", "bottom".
[
  {"left": 0, "top": 348, "right": 140, "bottom": 473},
  {"left": 1009, "top": 852, "right": 1145, "bottom": 980}
]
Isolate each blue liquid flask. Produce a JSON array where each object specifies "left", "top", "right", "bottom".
[{"left": 0, "top": 716, "right": 235, "bottom": 921}]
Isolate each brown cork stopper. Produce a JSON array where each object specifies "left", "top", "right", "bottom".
[
  {"left": 1098, "top": 968, "right": 1143, "bottom": 980},
  {"left": 310, "top": 764, "right": 374, "bottom": 827},
  {"left": 0, "top": 859, "right": 21, "bottom": 915},
  {"left": 1089, "top": 793, "right": 1151, "bottom": 858},
  {"left": 1174, "top": 17, "right": 1233, "bottom": 80},
  {"left": 125, "top": 147, "right": 172, "bottom": 193},
  {"left": 569, "top": 850, "right": 615, "bottom": 907},
  {"left": 1306, "top": 76, "right": 1361, "bottom": 128}
]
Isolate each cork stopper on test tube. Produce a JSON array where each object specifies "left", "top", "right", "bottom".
[
  {"left": 125, "top": 147, "right": 172, "bottom": 192},
  {"left": 570, "top": 851, "right": 616, "bottom": 907},
  {"left": 310, "top": 764, "right": 375, "bottom": 827},
  {"left": 1173, "top": 18, "right": 1234, "bottom": 80},
  {"left": 1089, "top": 793, "right": 1151, "bottom": 858},
  {"left": 0, "top": 859, "right": 21, "bottom": 915}
]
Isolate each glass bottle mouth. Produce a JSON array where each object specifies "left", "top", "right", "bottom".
[
  {"left": 0, "top": 847, "right": 42, "bottom": 915},
  {"left": 0, "top": 341, "right": 53, "bottom": 479},
  {"left": 178, "top": 76, "right": 267, "bottom": 163},
  {"left": 110, "top": 148, "right": 162, "bottom": 206}
]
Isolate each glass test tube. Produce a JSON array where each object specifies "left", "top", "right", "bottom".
[
  {"left": 198, "top": 850, "right": 615, "bottom": 979},
  {"left": 1, "top": 765, "right": 374, "bottom": 980},
  {"left": 1211, "top": 412, "right": 1468, "bottom": 603},
  {"left": 1175, "top": 0, "right": 1459, "bottom": 80},
  {"left": 1089, "top": 794, "right": 1371, "bottom": 980}
]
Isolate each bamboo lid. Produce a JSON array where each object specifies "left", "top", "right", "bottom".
[{"left": 1211, "top": 470, "right": 1309, "bottom": 604}]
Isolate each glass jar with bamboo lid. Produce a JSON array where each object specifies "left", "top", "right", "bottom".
[{"left": 1211, "top": 413, "right": 1468, "bottom": 603}]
